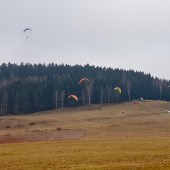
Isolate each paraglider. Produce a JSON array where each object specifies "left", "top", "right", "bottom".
[
  {"left": 79, "top": 78, "right": 89, "bottom": 84},
  {"left": 68, "top": 95, "right": 78, "bottom": 101},
  {"left": 23, "top": 28, "right": 32, "bottom": 32},
  {"left": 114, "top": 87, "right": 121, "bottom": 94},
  {"left": 23, "top": 28, "right": 32, "bottom": 38},
  {"left": 114, "top": 87, "right": 122, "bottom": 103}
]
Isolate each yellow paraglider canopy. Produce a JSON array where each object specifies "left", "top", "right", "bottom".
[{"left": 114, "top": 87, "right": 122, "bottom": 94}]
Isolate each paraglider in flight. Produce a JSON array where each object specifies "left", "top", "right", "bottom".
[
  {"left": 23, "top": 28, "right": 32, "bottom": 38},
  {"left": 114, "top": 87, "right": 122, "bottom": 94},
  {"left": 79, "top": 78, "right": 89, "bottom": 84},
  {"left": 68, "top": 95, "right": 78, "bottom": 101},
  {"left": 114, "top": 87, "right": 122, "bottom": 103},
  {"left": 23, "top": 28, "right": 32, "bottom": 32}
]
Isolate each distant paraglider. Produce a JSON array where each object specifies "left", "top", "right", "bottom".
[
  {"left": 68, "top": 95, "right": 78, "bottom": 101},
  {"left": 23, "top": 28, "right": 32, "bottom": 32},
  {"left": 23, "top": 28, "right": 32, "bottom": 38},
  {"left": 114, "top": 87, "right": 122, "bottom": 103},
  {"left": 79, "top": 78, "right": 89, "bottom": 84},
  {"left": 114, "top": 87, "right": 122, "bottom": 94}
]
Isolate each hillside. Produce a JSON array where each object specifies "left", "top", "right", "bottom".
[
  {"left": 0, "top": 63, "right": 170, "bottom": 115},
  {"left": 1, "top": 100, "right": 170, "bottom": 144}
]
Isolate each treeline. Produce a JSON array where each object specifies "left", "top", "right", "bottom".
[{"left": 0, "top": 63, "right": 169, "bottom": 115}]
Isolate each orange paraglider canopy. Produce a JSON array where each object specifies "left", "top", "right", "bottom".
[
  {"left": 68, "top": 95, "right": 78, "bottom": 101},
  {"left": 79, "top": 78, "right": 89, "bottom": 84}
]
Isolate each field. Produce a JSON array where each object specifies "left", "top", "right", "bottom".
[{"left": 1, "top": 100, "right": 170, "bottom": 169}]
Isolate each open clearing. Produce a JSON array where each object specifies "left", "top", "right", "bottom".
[{"left": 1, "top": 100, "right": 170, "bottom": 169}]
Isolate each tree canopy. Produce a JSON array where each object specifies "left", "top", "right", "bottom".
[{"left": 0, "top": 63, "right": 169, "bottom": 115}]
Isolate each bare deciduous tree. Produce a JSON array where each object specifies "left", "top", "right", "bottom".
[
  {"left": 100, "top": 87, "right": 104, "bottom": 105},
  {"left": 106, "top": 85, "right": 112, "bottom": 104},
  {"left": 55, "top": 90, "right": 58, "bottom": 109},
  {"left": 159, "top": 79, "right": 164, "bottom": 100},
  {"left": 61, "top": 90, "right": 65, "bottom": 108},
  {"left": 127, "top": 80, "right": 131, "bottom": 101},
  {"left": 121, "top": 71, "right": 131, "bottom": 101},
  {"left": 81, "top": 90, "right": 85, "bottom": 106},
  {"left": 14, "top": 90, "right": 19, "bottom": 114},
  {"left": 86, "top": 80, "right": 93, "bottom": 105}
]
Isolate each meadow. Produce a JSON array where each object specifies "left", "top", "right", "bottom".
[
  {"left": 1, "top": 139, "right": 170, "bottom": 170},
  {"left": 0, "top": 100, "right": 170, "bottom": 169}
]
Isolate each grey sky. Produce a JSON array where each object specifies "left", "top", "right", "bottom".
[{"left": 0, "top": 0, "right": 170, "bottom": 79}]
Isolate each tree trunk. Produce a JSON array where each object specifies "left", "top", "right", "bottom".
[
  {"left": 86, "top": 80, "right": 93, "bottom": 105},
  {"left": 127, "top": 80, "right": 131, "bottom": 101},
  {"left": 100, "top": 87, "right": 104, "bottom": 104},
  {"left": 55, "top": 90, "right": 58, "bottom": 108},
  {"left": 106, "top": 85, "right": 112, "bottom": 104},
  {"left": 82, "top": 90, "right": 85, "bottom": 106},
  {"left": 61, "top": 91, "right": 65, "bottom": 108}
]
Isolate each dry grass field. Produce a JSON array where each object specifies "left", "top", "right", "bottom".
[
  {"left": 1, "top": 139, "right": 170, "bottom": 170},
  {"left": 1, "top": 100, "right": 170, "bottom": 169}
]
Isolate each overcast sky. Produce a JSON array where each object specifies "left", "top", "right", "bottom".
[{"left": 0, "top": 0, "right": 170, "bottom": 79}]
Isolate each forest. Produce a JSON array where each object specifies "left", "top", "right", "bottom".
[{"left": 0, "top": 63, "right": 169, "bottom": 115}]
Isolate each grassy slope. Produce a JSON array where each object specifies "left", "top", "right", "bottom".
[
  {"left": 1, "top": 101, "right": 170, "bottom": 169},
  {"left": 1, "top": 100, "right": 170, "bottom": 138}
]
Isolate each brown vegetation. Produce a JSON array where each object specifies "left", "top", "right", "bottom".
[
  {"left": 1, "top": 100, "right": 170, "bottom": 169},
  {"left": 0, "top": 100, "right": 170, "bottom": 143}
]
